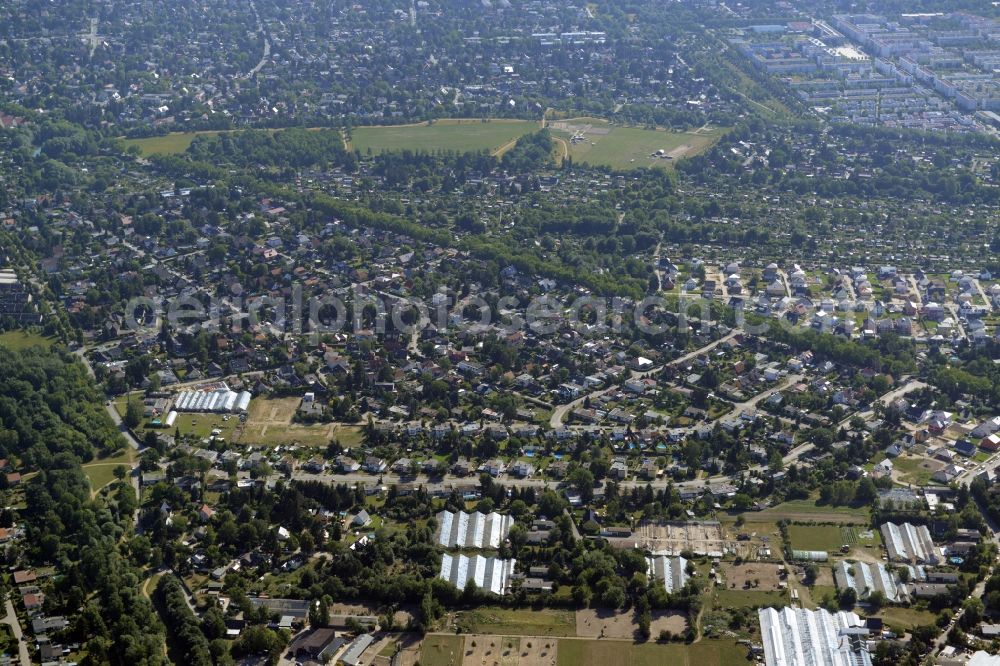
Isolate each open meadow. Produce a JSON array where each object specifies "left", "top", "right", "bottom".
[
  {"left": 350, "top": 119, "right": 539, "bottom": 155},
  {"left": 548, "top": 118, "right": 724, "bottom": 170}
]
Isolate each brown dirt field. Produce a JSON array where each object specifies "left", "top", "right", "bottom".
[
  {"left": 575, "top": 609, "right": 685, "bottom": 640},
  {"left": 811, "top": 567, "right": 835, "bottom": 587},
  {"left": 720, "top": 563, "right": 785, "bottom": 591},
  {"left": 666, "top": 144, "right": 692, "bottom": 159},
  {"left": 461, "top": 635, "right": 557, "bottom": 666}
]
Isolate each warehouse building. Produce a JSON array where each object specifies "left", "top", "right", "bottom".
[
  {"left": 758, "top": 607, "right": 871, "bottom": 666},
  {"left": 646, "top": 555, "right": 688, "bottom": 593},
  {"left": 881, "top": 522, "right": 939, "bottom": 564},
  {"left": 436, "top": 510, "right": 513, "bottom": 549},
  {"left": 834, "top": 560, "right": 908, "bottom": 603},
  {"left": 438, "top": 554, "right": 515, "bottom": 596}
]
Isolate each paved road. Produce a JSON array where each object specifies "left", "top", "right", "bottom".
[{"left": 1, "top": 598, "right": 30, "bottom": 665}]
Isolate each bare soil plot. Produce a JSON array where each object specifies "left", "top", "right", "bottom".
[
  {"left": 329, "top": 601, "right": 414, "bottom": 627},
  {"left": 719, "top": 563, "right": 785, "bottom": 591},
  {"left": 575, "top": 609, "right": 685, "bottom": 640},
  {"left": 421, "top": 634, "right": 464, "bottom": 666},
  {"left": 461, "top": 635, "right": 557, "bottom": 666}
]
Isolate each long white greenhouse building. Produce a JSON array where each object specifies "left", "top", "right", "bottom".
[
  {"left": 438, "top": 554, "right": 516, "bottom": 596},
  {"left": 173, "top": 384, "right": 251, "bottom": 414}
]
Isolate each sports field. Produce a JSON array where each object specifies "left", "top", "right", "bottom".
[
  {"left": 350, "top": 119, "right": 539, "bottom": 155},
  {"left": 548, "top": 118, "right": 724, "bottom": 170}
]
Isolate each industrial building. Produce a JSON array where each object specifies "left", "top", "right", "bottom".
[
  {"left": 834, "top": 561, "right": 908, "bottom": 603},
  {"left": 758, "top": 607, "right": 871, "bottom": 666},
  {"left": 438, "top": 554, "right": 515, "bottom": 596},
  {"left": 646, "top": 555, "right": 688, "bottom": 593},
  {"left": 881, "top": 522, "right": 939, "bottom": 564},
  {"left": 173, "top": 384, "right": 251, "bottom": 414},
  {"left": 436, "top": 510, "right": 513, "bottom": 549}
]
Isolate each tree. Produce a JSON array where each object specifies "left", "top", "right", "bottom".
[
  {"left": 124, "top": 399, "right": 143, "bottom": 429},
  {"left": 838, "top": 587, "right": 857, "bottom": 609},
  {"left": 309, "top": 596, "right": 329, "bottom": 628},
  {"left": 855, "top": 477, "right": 877, "bottom": 504}
]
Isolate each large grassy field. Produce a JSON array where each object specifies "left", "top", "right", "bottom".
[
  {"left": 757, "top": 498, "right": 870, "bottom": 523},
  {"left": 548, "top": 118, "right": 724, "bottom": 170},
  {"left": 0, "top": 330, "right": 54, "bottom": 351},
  {"left": 351, "top": 119, "right": 539, "bottom": 155},
  {"left": 455, "top": 608, "right": 576, "bottom": 637},
  {"left": 238, "top": 397, "right": 341, "bottom": 447},
  {"left": 788, "top": 524, "right": 846, "bottom": 552},
  {"left": 123, "top": 132, "right": 222, "bottom": 156},
  {"left": 557, "top": 639, "right": 747, "bottom": 666},
  {"left": 711, "top": 588, "right": 788, "bottom": 610},
  {"left": 420, "top": 634, "right": 465, "bottom": 666}
]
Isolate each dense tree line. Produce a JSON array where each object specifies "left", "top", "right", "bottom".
[
  {"left": 6, "top": 345, "right": 167, "bottom": 665},
  {"left": 154, "top": 576, "right": 213, "bottom": 666}
]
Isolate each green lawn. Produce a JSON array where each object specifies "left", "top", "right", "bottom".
[
  {"left": 0, "top": 330, "right": 54, "bottom": 351},
  {"left": 169, "top": 412, "right": 239, "bottom": 441},
  {"left": 549, "top": 119, "right": 724, "bottom": 170},
  {"left": 788, "top": 525, "right": 846, "bottom": 552},
  {"left": 351, "top": 119, "right": 539, "bottom": 155},
  {"left": 557, "top": 639, "right": 748, "bottom": 666},
  {"left": 420, "top": 634, "right": 465, "bottom": 666},
  {"left": 83, "top": 448, "right": 135, "bottom": 493},
  {"left": 893, "top": 456, "right": 940, "bottom": 486},
  {"left": 455, "top": 608, "right": 576, "bottom": 637},
  {"left": 876, "top": 606, "right": 939, "bottom": 632}
]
